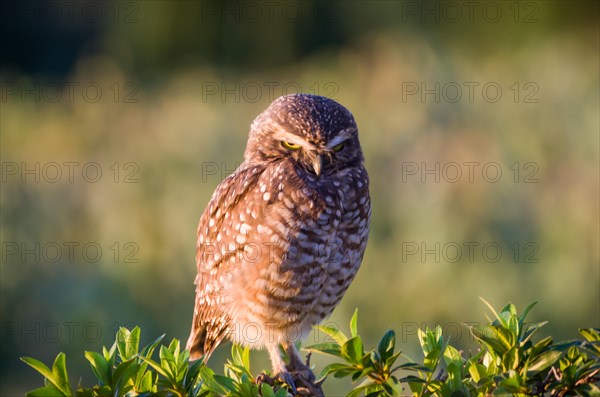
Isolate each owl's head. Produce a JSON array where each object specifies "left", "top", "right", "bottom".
[{"left": 244, "top": 94, "right": 363, "bottom": 177}]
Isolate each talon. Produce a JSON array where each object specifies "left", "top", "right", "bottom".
[
  {"left": 257, "top": 372, "right": 298, "bottom": 395},
  {"left": 277, "top": 371, "right": 297, "bottom": 395},
  {"left": 256, "top": 372, "right": 275, "bottom": 386}
]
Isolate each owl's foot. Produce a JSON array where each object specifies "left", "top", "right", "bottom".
[
  {"left": 286, "top": 352, "right": 324, "bottom": 397},
  {"left": 256, "top": 371, "right": 297, "bottom": 395},
  {"left": 290, "top": 370, "right": 324, "bottom": 397},
  {"left": 265, "top": 344, "right": 323, "bottom": 396}
]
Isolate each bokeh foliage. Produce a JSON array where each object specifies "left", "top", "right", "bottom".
[
  {"left": 1, "top": 1, "right": 598, "bottom": 395},
  {"left": 20, "top": 302, "right": 600, "bottom": 396}
]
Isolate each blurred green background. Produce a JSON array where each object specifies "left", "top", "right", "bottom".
[{"left": 1, "top": 1, "right": 598, "bottom": 394}]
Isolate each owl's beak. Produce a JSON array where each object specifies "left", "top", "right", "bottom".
[{"left": 312, "top": 155, "right": 322, "bottom": 176}]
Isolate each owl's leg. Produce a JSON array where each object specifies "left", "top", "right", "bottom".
[
  {"left": 282, "top": 342, "right": 308, "bottom": 372},
  {"left": 265, "top": 343, "right": 297, "bottom": 394},
  {"left": 266, "top": 342, "right": 287, "bottom": 375}
]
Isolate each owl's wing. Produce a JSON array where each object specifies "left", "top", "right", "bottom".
[
  {"left": 187, "top": 163, "right": 264, "bottom": 360},
  {"left": 194, "top": 164, "right": 264, "bottom": 271}
]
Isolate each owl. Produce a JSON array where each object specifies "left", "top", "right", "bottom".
[{"left": 186, "top": 94, "right": 371, "bottom": 391}]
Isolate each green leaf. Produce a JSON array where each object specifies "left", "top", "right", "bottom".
[
  {"left": 577, "top": 383, "right": 600, "bottom": 395},
  {"left": 275, "top": 388, "right": 289, "bottom": 397},
  {"left": 423, "top": 349, "right": 442, "bottom": 371},
  {"left": 521, "top": 321, "right": 548, "bottom": 345},
  {"left": 346, "top": 382, "right": 375, "bottom": 397},
  {"left": 138, "top": 370, "right": 154, "bottom": 391},
  {"left": 51, "top": 353, "right": 71, "bottom": 395},
  {"left": 377, "top": 330, "right": 395, "bottom": 363},
  {"left": 84, "top": 351, "right": 110, "bottom": 385},
  {"left": 241, "top": 345, "right": 251, "bottom": 370},
  {"left": 342, "top": 336, "right": 364, "bottom": 364},
  {"left": 529, "top": 336, "right": 553, "bottom": 359},
  {"left": 184, "top": 358, "right": 204, "bottom": 391},
  {"left": 305, "top": 342, "right": 342, "bottom": 357},
  {"left": 445, "top": 363, "right": 463, "bottom": 392},
  {"left": 117, "top": 327, "right": 141, "bottom": 361},
  {"left": 197, "top": 365, "right": 227, "bottom": 393},
  {"left": 111, "top": 358, "right": 139, "bottom": 392},
  {"left": 213, "top": 374, "right": 237, "bottom": 391},
  {"left": 21, "top": 357, "right": 55, "bottom": 383},
  {"left": 502, "top": 303, "right": 518, "bottom": 317},
  {"left": 502, "top": 346, "right": 519, "bottom": 371},
  {"left": 498, "top": 307, "right": 515, "bottom": 330},
  {"left": 418, "top": 326, "right": 444, "bottom": 357},
  {"left": 26, "top": 384, "right": 65, "bottom": 397},
  {"left": 498, "top": 370, "right": 528, "bottom": 392},
  {"left": 167, "top": 338, "right": 180, "bottom": 356},
  {"left": 479, "top": 297, "right": 502, "bottom": 324},
  {"left": 260, "top": 382, "right": 276, "bottom": 397},
  {"left": 159, "top": 344, "right": 177, "bottom": 380},
  {"left": 579, "top": 328, "right": 600, "bottom": 342},
  {"left": 385, "top": 351, "right": 402, "bottom": 371},
  {"left": 467, "top": 361, "right": 487, "bottom": 383},
  {"left": 22, "top": 354, "right": 72, "bottom": 396},
  {"left": 228, "top": 344, "right": 252, "bottom": 373},
  {"left": 527, "top": 350, "right": 562, "bottom": 372},
  {"left": 319, "top": 362, "right": 355, "bottom": 378},
  {"left": 519, "top": 301, "right": 538, "bottom": 326},
  {"left": 103, "top": 342, "right": 117, "bottom": 366},
  {"left": 400, "top": 374, "right": 426, "bottom": 383},
  {"left": 316, "top": 324, "right": 348, "bottom": 345},
  {"left": 381, "top": 376, "right": 402, "bottom": 396},
  {"left": 508, "top": 312, "right": 519, "bottom": 337},
  {"left": 231, "top": 344, "right": 243, "bottom": 366},
  {"left": 391, "top": 362, "right": 430, "bottom": 373},
  {"left": 350, "top": 309, "right": 359, "bottom": 338},
  {"left": 579, "top": 328, "right": 600, "bottom": 355},
  {"left": 471, "top": 324, "right": 512, "bottom": 354},
  {"left": 140, "top": 356, "right": 169, "bottom": 378},
  {"left": 140, "top": 333, "right": 165, "bottom": 359},
  {"left": 417, "top": 328, "right": 427, "bottom": 352},
  {"left": 443, "top": 345, "right": 463, "bottom": 367}
]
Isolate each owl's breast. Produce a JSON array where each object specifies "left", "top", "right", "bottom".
[
  {"left": 223, "top": 161, "right": 370, "bottom": 331},
  {"left": 279, "top": 163, "right": 371, "bottom": 327},
  {"left": 266, "top": 162, "right": 370, "bottom": 278}
]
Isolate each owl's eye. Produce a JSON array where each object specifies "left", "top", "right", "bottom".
[
  {"left": 281, "top": 141, "right": 301, "bottom": 150},
  {"left": 332, "top": 142, "right": 345, "bottom": 152}
]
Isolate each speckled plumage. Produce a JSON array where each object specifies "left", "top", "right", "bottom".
[{"left": 186, "top": 94, "right": 371, "bottom": 377}]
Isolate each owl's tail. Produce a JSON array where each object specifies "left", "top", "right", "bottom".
[
  {"left": 186, "top": 322, "right": 208, "bottom": 361},
  {"left": 186, "top": 297, "right": 228, "bottom": 361}
]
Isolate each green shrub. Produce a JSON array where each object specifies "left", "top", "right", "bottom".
[{"left": 22, "top": 300, "right": 599, "bottom": 396}]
